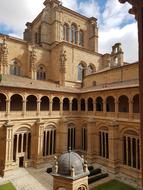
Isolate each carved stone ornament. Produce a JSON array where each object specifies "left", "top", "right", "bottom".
[
  {"left": 0, "top": 36, "right": 8, "bottom": 66},
  {"left": 30, "top": 46, "right": 37, "bottom": 71},
  {"left": 59, "top": 50, "right": 67, "bottom": 73}
]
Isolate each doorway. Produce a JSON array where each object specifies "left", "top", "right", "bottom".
[{"left": 19, "top": 157, "right": 24, "bottom": 167}]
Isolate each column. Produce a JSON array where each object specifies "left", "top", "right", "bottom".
[
  {"left": 93, "top": 100, "right": 96, "bottom": 115},
  {"left": 60, "top": 101, "right": 63, "bottom": 115},
  {"left": 22, "top": 100, "right": 26, "bottom": 116},
  {"left": 44, "top": 131, "right": 47, "bottom": 156},
  {"left": 52, "top": 130, "right": 55, "bottom": 155},
  {"left": 129, "top": 100, "right": 133, "bottom": 119},
  {"left": 131, "top": 137, "right": 133, "bottom": 167},
  {"left": 25, "top": 133, "right": 28, "bottom": 159},
  {"left": 103, "top": 99, "right": 106, "bottom": 116},
  {"left": 69, "top": 99, "right": 72, "bottom": 113},
  {"left": 49, "top": 97, "right": 53, "bottom": 116},
  {"left": 85, "top": 99, "right": 88, "bottom": 114},
  {"left": 115, "top": 98, "right": 119, "bottom": 118},
  {"left": 21, "top": 133, "right": 24, "bottom": 153},
  {"left": 48, "top": 131, "right": 51, "bottom": 155},
  {"left": 6, "top": 99, "right": 10, "bottom": 117},
  {"left": 136, "top": 138, "right": 139, "bottom": 169},
  {"left": 37, "top": 100, "right": 41, "bottom": 116},
  {"left": 126, "top": 136, "right": 128, "bottom": 166}
]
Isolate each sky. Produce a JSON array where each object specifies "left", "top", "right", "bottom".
[{"left": 0, "top": 0, "right": 138, "bottom": 63}]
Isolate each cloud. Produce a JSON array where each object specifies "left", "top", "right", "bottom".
[
  {"left": 0, "top": 0, "right": 44, "bottom": 36},
  {"left": 61, "top": 0, "right": 78, "bottom": 11},
  {"left": 99, "top": 22, "right": 138, "bottom": 63},
  {"left": 78, "top": 0, "right": 100, "bottom": 20}
]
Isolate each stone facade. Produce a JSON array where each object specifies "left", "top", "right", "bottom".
[{"left": 0, "top": 0, "right": 141, "bottom": 188}]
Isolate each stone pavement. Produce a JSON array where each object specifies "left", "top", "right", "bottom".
[{"left": 0, "top": 166, "right": 53, "bottom": 190}]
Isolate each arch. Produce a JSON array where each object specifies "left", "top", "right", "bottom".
[
  {"left": 0, "top": 93, "right": 6, "bottom": 111},
  {"left": 118, "top": 95, "right": 129, "bottom": 112},
  {"left": 99, "top": 127, "right": 109, "bottom": 159},
  {"left": 72, "top": 98, "right": 78, "bottom": 111},
  {"left": 77, "top": 62, "right": 87, "bottom": 82},
  {"left": 63, "top": 98, "right": 70, "bottom": 111},
  {"left": 52, "top": 97, "right": 60, "bottom": 111},
  {"left": 67, "top": 123, "right": 76, "bottom": 150},
  {"left": 80, "top": 98, "right": 85, "bottom": 111},
  {"left": 71, "top": 23, "right": 78, "bottom": 44},
  {"left": 10, "top": 58, "right": 21, "bottom": 76},
  {"left": 96, "top": 97, "right": 103, "bottom": 111},
  {"left": 10, "top": 94, "right": 23, "bottom": 111},
  {"left": 63, "top": 23, "right": 69, "bottom": 42},
  {"left": 88, "top": 98, "right": 93, "bottom": 111},
  {"left": 133, "top": 94, "right": 139, "bottom": 113},
  {"left": 106, "top": 96, "right": 115, "bottom": 112},
  {"left": 13, "top": 127, "right": 31, "bottom": 162},
  {"left": 26, "top": 95, "right": 37, "bottom": 111},
  {"left": 79, "top": 29, "right": 84, "bottom": 46},
  {"left": 37, "top": 64, "right": 46, "bottom": 80},
  {"left": 43, "top": 124, "right": 56, "bottom": 156},
  {"left": 41, "top": 96, "right": 49, "bottom": 111},
  {"left": 123, "top": 130, "right": 140, "bottom": 169}
]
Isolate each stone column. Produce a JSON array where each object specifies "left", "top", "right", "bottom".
[
  {"left": 60, "top": 100, "right": 63, "bottom": 116},
  {"left": 36, "top": 121, "right": 44, "bottom": 159},
  {"left": 22, "top": 100, "right": 27, "bottom": 116},
  {"left": 103, "top": 99, "right": 106, "bottom": 116},
  {"left": 87, "top": 118, "right": 96, "bottom": 161},
  {"left": 6, "top": 99, "right": 10, "bottom": 117},
  {"left": 4, "top": 121, "right": 14, "bottom": 170},
  {"left": 108, "top": 121, "right": 119, "bottom": 174},
  {"left": 37, "top": 100, "right": 41, "bottom": 116},
  {"left": 49, "top": 97, "right": 53, "bottom": 116},
  {"left": 115, "top": 98, "right": 119, "bottom": 118},
  {"left": 129, "top": 99, "right": 133, "bottom": 119}
]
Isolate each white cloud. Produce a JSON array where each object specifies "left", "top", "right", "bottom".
[
  {"left": 0, "top": 0, "right": 44, "bottom": 36},
  {"left": 61, "top": 0, "right": 78, "bottom": 11},
  {"left": 78, "top": 0, "right": 100, "bottom": 20},
  {"left": 99, "top": 22, "right": 138, "bottom": 63}
]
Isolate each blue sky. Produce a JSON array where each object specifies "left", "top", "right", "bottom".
[{"left": 0, "top": 0, "right": 138, "bottom": 62}]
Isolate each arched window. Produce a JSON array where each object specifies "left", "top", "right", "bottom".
[
  {"left": 37, "top": 65, "right": 46, "bottom": 80},
  {"left": 78, "top": 63, "right": 86, "bottom": 82},
  {"left": 10, "top": 94, "right": 23, "bottom": 111},
  {"left": 79, "top": 30, "right": 84, "bottom": 46},
  {"left": 63, "top": 23, "right": 69, "bottom": 42},
  {"left": 63, "top": 98, "right": 70, "bottom": 111},
  {"left": 67, "top": 123, "right": 76, "bottom": 150},
  {"left": 13, "top": 127, "right": 31, "bottom": 162},
  {"left": 10, "top": 59, "right": 21, "bottom": 76},
  {"left": 26, "top": 95, "right": 37, "bottom": 111},
  {"left": 96, "top": 97, "right": 103, "bottom": 111},
  {"left": 106, "top": 96, "right": 115, "bottom": 112},
  {"left": 119, "top": 95, "right": 129, "bottom": 112},
  {"left": 81, "top": 125, "right": 87, "bottom": 151},
  {"left": 123, "top": 131, "right": 140, "bottom": 169},
  {"left": 43, "top": 125, "right": 56, "bottom": 156},
  {"left": 40, "top": 96, "right": 49, "bottom": 111},
  {"left": 99, "top": 129, "right": 109, "bottom": 159},
  {"left": 0, "top": 93, "right": 6, "bottom": 111},
  {"left": 72, "top": 98, "right": 78, "bottom": 111},
  {"left": 88, "top": 98, "right": 93, "bottom": 111},
  {"left": 71, "top": 24, "right": 77, "bottom": 44},
  {"left": 52, "top": 97, "right": 60, "bottom": 111},
  {"left": 133, "top": 94, "right": 139, "bottom": 113}
]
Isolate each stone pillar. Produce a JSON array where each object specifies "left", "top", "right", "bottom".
[
  {"left": 69, "top": 99, "right": 72, "bottom": 113},
  {"left": 22, "top": 100, "right": 26, "bottom": 116},
  {"left": 87, "top": 118, "right": 96, "bottom": 161},
  {"left": 103, "top": 98, "right": 106, "bottom": 116},
  {"left": 60, "top": 100, "right": 63, "bottom": 116},
  {"left": 4, "top": 121, "right": 14, "bottom": 171},
  {"left": 129, "top": 99, "right": 133, "bottom": 119},
  {"left": 36, "top": 121, "right": 44, "bottom": 159},
  {"left": 49, "top": 97, "right": 53, "bottom": 116},
  {"left": 108, "top": 121, "right": 119, "bottom": 174},
  {"left": 115, "top": 98, "right": 119, "bottom": 118},
  {"left": 37, "top": 100, "right": 41, "bottom": 116},
  {"left": 6, "top": 99, "right": 10, "bottom": 117}
]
